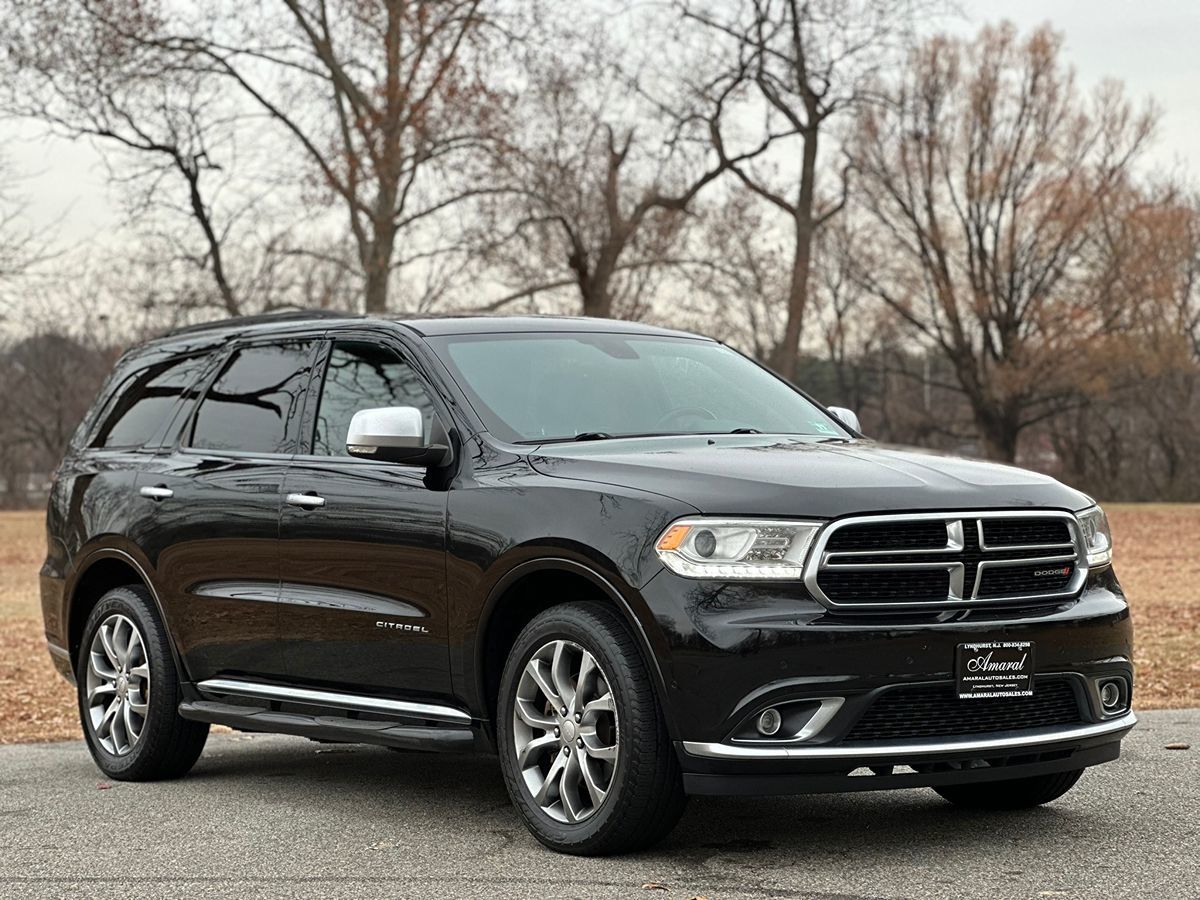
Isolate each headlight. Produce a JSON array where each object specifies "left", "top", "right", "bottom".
[
  {"left": 654, "top": 517, "right": 821, "bottom": 579},
  {"left": 1076, "top": 505, "right": 1113, "bottom": 567}
]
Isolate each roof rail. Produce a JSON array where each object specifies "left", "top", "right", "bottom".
[{"left": 162, "top": 308, "right": 359, "bottom": 338}]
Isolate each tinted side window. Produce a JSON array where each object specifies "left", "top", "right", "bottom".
[
  {"left": 190, "top": 342, "right": 315, "bottom": 454},
  {"left": 312, "top": 341, "right": 437, "bottom": 457},
  {"left": 91, "top": 354, "right": 210, "bottom": 449}
]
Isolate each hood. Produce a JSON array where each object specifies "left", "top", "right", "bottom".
[{"left": 527, "top": 435, "right": 1091, "bottom": 518}]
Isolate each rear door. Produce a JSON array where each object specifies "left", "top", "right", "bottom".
[
  {"left": 277, "top": 334, "right": 453, "bottom": 702},
  {"left": 136, "top": 338, "right": 318, "bottom": 683},
  {"left": 47, "top": 351, "right": 211, "bottom": 655}
]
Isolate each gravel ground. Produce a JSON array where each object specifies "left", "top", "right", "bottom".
[{"left": 0, "top": 709, "right": 1196, "bottom": 899}]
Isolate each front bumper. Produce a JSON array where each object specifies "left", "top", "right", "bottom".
[
  {"left": 679, "top": 712, "right": 1134, "bottom": 795},
  {"left": 640, "top": 565, "right": 1134, "bottom": 794}
]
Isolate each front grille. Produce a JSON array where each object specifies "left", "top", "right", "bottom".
[
  {"left": 844, "top": 679, "right": 1083, "bottom": 743},
  {"left": 982, "top": 518, "right": 1072, "bottom": 547},
  {"left": 818, "top": 570, "right": 950, "bottom": 604},
  {"left": 827, "top": 521, "right": 948, "bottom": 552},
  {"left": 809, "top": 512, "right": 1083, "bottom": 610},
  {"left": 977, "top": 563, "right": 1075, "bottom": 597}
]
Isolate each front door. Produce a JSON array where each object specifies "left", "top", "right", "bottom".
[
  {"left": 138, "top": 339, "right": 318, "bottom": 683},
  {"left": 278, "top": 337, "right": 452, "bottom": 703}
]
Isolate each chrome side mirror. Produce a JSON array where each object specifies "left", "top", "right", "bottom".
[
  {"left": 827, "top": 406, "right": 861, "bottom": 434},
  {"left": 346, "top": 406, "right": 452, "bottom": 467}
]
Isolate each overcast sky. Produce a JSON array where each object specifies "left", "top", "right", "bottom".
[{"left": 5, "top": 1, "right": 1198, "bottom": 251}]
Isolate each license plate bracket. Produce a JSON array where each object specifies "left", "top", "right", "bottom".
[{"left": 955, "top": 641, "right": 1034, "bottom": 698}]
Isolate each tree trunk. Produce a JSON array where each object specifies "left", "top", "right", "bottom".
[
  {"left": 973, "top": 404, "right": 1020, "bottom": 462},
  {"left": 581, "top": 287, "right": 613, "bottom": 318},
  {"left": 774, "top": 128, "right": 820, "bottom": 382},
  {"left": 775, "top": 221, "right": 814, "bottom": 380},
  {"left": 577, "top": 243, "right": 619, "bottom": 318},
  {"left": 363, "top": 221, "right": 396, "bottom": 315}
]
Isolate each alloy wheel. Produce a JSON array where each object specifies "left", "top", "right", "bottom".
[
  {"left": 85, "top": 614, "right": 150, "bottom": 756},
  {"left": 512, "top": 639, "right": 619, "bottom": 823}
]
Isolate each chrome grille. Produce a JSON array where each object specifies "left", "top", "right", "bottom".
[{"left": 803, "top": 511, "right": 1086, "bottom": 610}]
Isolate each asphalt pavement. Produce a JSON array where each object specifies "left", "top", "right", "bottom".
[{"left": 1, "top": 709, "right": 1197, "bottom": 899}]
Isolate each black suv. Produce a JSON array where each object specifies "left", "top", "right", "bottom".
[{"left": 42, "top": 313, "right": 1134, "bottom": 855}]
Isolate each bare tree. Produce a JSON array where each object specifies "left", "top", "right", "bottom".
[
  {"left": 0, "top": 1, "right": 276, "bottom": 315},
  {"left": 159, "top": 0, "right": 507, "bottom": 314},
  {"left": 1045, "top": 185, "right": 1200, "bottom": 497},
  {"left": 0, "top": 157, "right": 51, "bottom": 312},
  {"left": 849, "top": 23, "right": 1156, "bottom": 461},
  {"left": 4, "top": 0, "right": 507, "bottom": 316},
  {"left": 679, "top": 190, "right": 789, "bottom": 358},
  {"left": 683, "top": 0, "right": 926, "bottom": 380},
  {"left": 477, "top": 22, "right": 744, "bottom": 319}
]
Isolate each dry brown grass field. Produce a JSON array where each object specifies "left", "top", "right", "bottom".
[{"left": 1, "top": 506, "right": 1197, "bottom": 744}]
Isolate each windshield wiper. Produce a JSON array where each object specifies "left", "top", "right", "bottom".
[
  {"left": 518, "top": 431, "right": 705, "bottom": 445},
  {"left": 728, "top": 427, "right": 761, "bottom": 434}
]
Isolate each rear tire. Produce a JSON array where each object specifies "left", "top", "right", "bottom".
[
  {"left": 77, "top": 586, "right": 208, "bottom": 781},
  {"left": 497, "top": 602, "right": 686, "bottom": 855},
  {"left": 933, "top": 769, "right": 1084, "bottom": 809}
]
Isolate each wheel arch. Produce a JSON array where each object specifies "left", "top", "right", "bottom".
[
  {"left": 475, "top": 558, "right": 676, "bottom": 742},
  {"left": 66, "top": 547, "right": 186, "bottom": 682}
]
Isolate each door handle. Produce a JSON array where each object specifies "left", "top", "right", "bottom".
[
  {"left": 286, "top": 492, "right": 326, "bottom": 509},
  {"left": 139, "top": 485, "right": 174, "bottom": 501}
]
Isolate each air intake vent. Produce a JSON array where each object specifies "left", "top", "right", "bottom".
[{"left": 844, "top": 679, "right": 1083, "bottom": 743}]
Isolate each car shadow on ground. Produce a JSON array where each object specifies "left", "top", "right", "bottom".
[{"left": 179, "top": 734, "right": 1089, "bottom": 859}]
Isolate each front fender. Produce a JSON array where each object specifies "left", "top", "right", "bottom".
[{"left": 446, "top": 474, "right": 697, "bottom": 735}]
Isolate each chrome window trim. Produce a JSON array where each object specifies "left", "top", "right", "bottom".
[
  {"left": 196, "top": 678, "right": 471, "bottom": 725},
  {"left": 682, "top": 711, "right": 1136, "bottom": 760},
  {"left": 802, "top": 509, "right": 1088, "bottom": 611}
]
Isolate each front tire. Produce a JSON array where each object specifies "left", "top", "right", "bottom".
[
  {"left": 933, "top": 769, "right": 1084, "bottom": 809},
  {"left": 77, "top": 586, "right": 209, "bottom": 781},
  {"left": 497, "top": 602, "right": 686, "bottom": 855}
]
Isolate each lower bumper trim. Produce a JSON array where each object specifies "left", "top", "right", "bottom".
[
  {"left": 681, "top": 711, "right": 1136, "bottom": 760},
  {"left": 683, "top": 741, "right": 1120, "bottom": 796}
]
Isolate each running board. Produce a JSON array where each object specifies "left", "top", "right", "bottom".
[
  {"left": 195, "top": 677, "right": 471, "bottom": 725},
  {"left": 179, "top": 700, "right": 477, "bottom": 752}
]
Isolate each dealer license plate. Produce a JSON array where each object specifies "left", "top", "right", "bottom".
[{"left": 955, "top": 641, "right": 1034, "bottom": 698}]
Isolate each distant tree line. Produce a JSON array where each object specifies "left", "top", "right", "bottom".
[{"left": 0, "top": 1, "right": 1196, "bottom": 503}]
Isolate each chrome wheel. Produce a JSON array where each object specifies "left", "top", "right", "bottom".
[
  {"left": 512, "top": 639, "right": 619, "bottom": 823},
  {"left": 85, "top": 614, "right": 150, "bottom": 756}
]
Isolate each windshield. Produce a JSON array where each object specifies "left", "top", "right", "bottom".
[{"left": 428, "top": 332, "right": 849, "bottom": 443}]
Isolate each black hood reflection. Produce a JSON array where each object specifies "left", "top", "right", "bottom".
[{"left": 530, "top": 434, "right": 1090, "bottom": 518}]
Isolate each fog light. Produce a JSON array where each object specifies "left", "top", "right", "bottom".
[
  {"left": 1099, "top": 680, "right": 1124, "bottom": 712},
  {"left": 756, "top": 708, "right": 782, "bottom": 736}
]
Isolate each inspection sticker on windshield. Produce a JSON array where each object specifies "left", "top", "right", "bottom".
[{"left": 955, "top": 641, "right": 1034, "bottom": 698}]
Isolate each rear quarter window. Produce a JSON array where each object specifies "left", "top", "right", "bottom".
[{"left": 89, "top": 354, "right": 211, "bottom": 450}]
